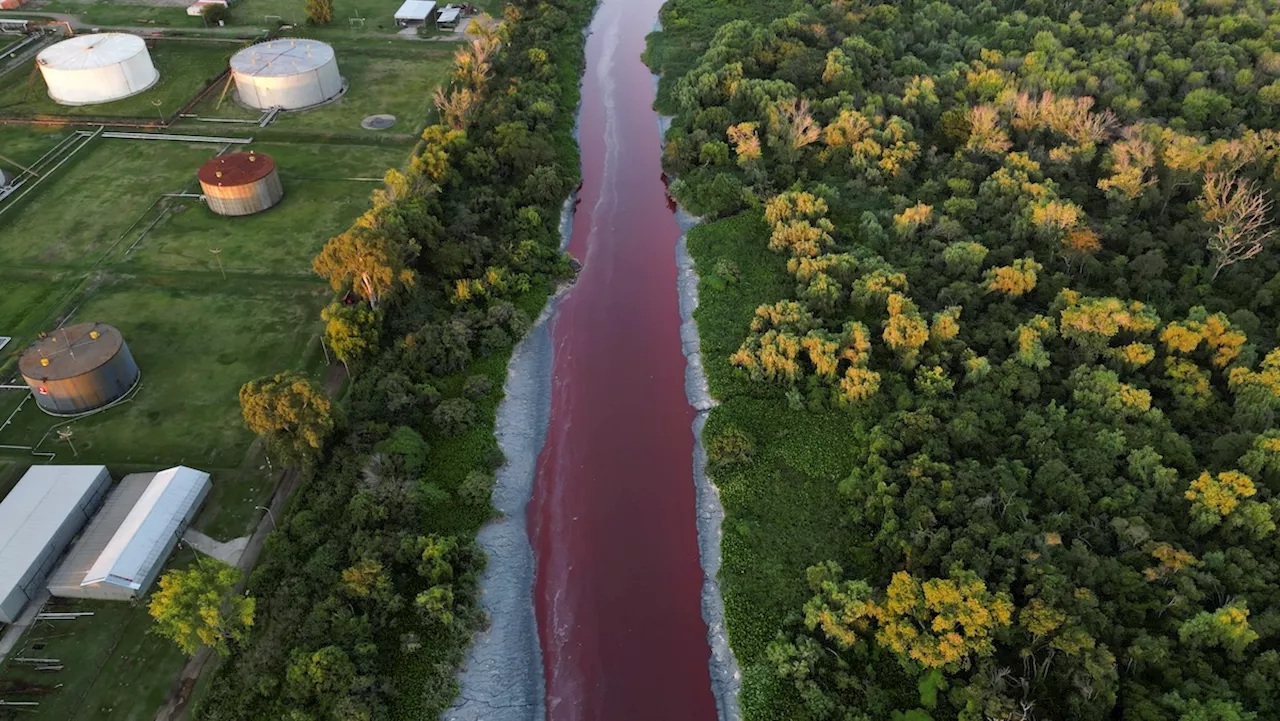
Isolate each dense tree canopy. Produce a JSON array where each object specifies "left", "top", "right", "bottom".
[{"left": 654, "top": 0, "right": 1280, "bottom": 718}]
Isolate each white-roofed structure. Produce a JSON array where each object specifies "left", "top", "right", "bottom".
[
  {"left": 436, "top": 6, "right": 461, "bottom": 29},
  {"left": 75, "top": 466, "right": 210, "bottom": 598},
  {"left": 37, "top": 33, "right": 159, "bottom": 106},
  {"left": 395, "top": 0, "right": 437, "bottom": 26},
  {"left": 0, "top": 465, "right": 110, "bottom": 623},
  {"left": 230, "top": 39, "right": 342, "bottom": 110}
]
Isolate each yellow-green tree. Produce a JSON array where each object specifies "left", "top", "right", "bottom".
[
  {"left": 240, "top": 371, "right": 335, "bottom": 466},
  {"left": 304, "top": 0, "right": 333, "bottom": 24},
  {"left": 321, "top": 302, "right": 381, "bottom": 372},
  {"left": 871, "top": 569, "right": 1014, "bottom": 671},
  {"left": 313, "top": 228, "right": 417, "bottom": 309},
  {"left": 149, "top": 560, "right": 254, "bottom": 657},
  {"left": 985, "top": 258, "right": 1042, "bottom": 297}
]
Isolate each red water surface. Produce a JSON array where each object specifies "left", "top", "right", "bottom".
[{"left": 524, "top": 0, "right": 719, "bottom": 716}]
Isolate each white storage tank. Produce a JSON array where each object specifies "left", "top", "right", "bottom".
[
  {"left": 230, "top": 39, "right": 342, "bottom": 110},
  {"left": 37, "top": 33, "right": 159, "bottom": 106}
]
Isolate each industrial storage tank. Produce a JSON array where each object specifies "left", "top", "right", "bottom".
[
  {"left": 19, "top": 323, "right": 141, "bottom": 415},
  {"left": 198, "top": 150, "right": 284, "bottom": 216},
  {"left": 37, "top": 33, "right": 159, "bottom": 106},
  {"left": 230, "top": 39, "right": 342, "bottom": 110}
]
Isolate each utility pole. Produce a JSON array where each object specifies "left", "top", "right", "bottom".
[{"left": 210, "top": 248, "right": 226, "bottom": 279}]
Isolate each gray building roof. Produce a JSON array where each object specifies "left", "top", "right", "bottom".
[
  {"left": 46, "top": 472, "right": 153, "bottom": 601},
  {"left": 82, "top": 466, "right": 210, "bottom": 591},
  {"left": 0, "top": 465, "right": 110, "bottom": 622}
]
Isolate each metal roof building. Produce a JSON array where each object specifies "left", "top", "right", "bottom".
[
  {"left": 75, "top": 466, "right": 211, "bottom": 599},
  {"left": 0, "top": 465, "right": 111, "bottom": 623},
  {"left": 395, "top": 0, "right": 437, "bottom": 25},
  {"left": 46, "top": 472, "right": 152, "bottom": 601}
]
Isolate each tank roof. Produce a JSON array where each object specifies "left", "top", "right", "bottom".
[
  {"left": 19, "top": 322, "right": 126, "bottom": 381},
  {"left": 198, "top": 151, "right": 276, "bottom": 186},
  {"left": 38, "top": 33, "right": 147, "bottom": 71},
  {"left": 230, "top": 39, "right": 334, "bottom": 77}
]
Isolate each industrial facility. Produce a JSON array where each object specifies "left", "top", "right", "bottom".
[
  {"left": 0, "top": 465, "right": 111, "bottom": 623},
  {"left": 18, "top": 322, "right": 141, "bottom": 416},
  {"left": 230, "top": 39, "right": 342, "bottom": 111},
  {"left": 36, "top": 33, "right": 159, "bottom": 106},
  {"left": 47, "top": 466, "right": 210, "bottom": 601},
  {"left": 198, "top": 150, "right": 284, "bottom": 216}
]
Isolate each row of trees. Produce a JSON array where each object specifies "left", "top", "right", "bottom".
[
  {"left": 657, "top": 0, "right": 1280, "bottom": 718},
  {"left": 188, "top": 0, "right": 594, "bottom": 718}
]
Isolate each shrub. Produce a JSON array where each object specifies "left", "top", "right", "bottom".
[
  {"left": 463, "top": 375, "right": 494, "bottom": 399},
  {"left": 459, "top": 470, "right": 495, "bottom": 505},
  {"left": 433, "top": 398, "right": 478, "bottom": 435},
  {"left": 707, "top": 426, "right": 755, "bottom": 467}
]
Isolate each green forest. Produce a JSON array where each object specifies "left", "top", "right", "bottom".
[{"left": 648, "top": 0, "right": 1280, "bottom": 719}]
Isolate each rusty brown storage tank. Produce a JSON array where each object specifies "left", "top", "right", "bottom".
[
  {"left": 198, "top": 151, "right": 284, "bottom": 217},
  {"left": 19, "top": 323, "right": 140, "bottom": 416}
]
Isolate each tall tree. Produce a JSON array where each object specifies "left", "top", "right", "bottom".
[
  {"left": 312, "top": 228, "right": 416, "bottom": 308},
  {"left": 149, "top": 560, "right": 255, "bottom": 656},
  {"left": 239, "top": 371, "right": 334, "bottom": 466},
  {"left": 1199, "top": 172, "right": 1277, "bottom": 280},
  {"left": 304, "top": 0, "right": 333, "bottom": 24},
  {"left": 321, "top": 301, "right": 381, "bottom": 372}
]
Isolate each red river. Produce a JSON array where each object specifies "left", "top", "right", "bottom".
[{"left": 524, "top": 0, "right": 719, "bottom": 716}]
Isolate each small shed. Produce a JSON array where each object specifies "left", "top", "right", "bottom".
[
  {"left": 395, "top": 0, "right": 437, "bottom": 27},
  {"left": 436, "top": 6, "right": 461, "bottom": 29},
  {"left": 75, "top": 466, "right": 211, "bottom": 600},
  {"left": 0, "top": 465, "right": 111, "bottom": 622}
]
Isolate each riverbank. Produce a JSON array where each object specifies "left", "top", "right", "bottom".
[{"left": 675, "top": 211, "right": 743, "bottom": 721}]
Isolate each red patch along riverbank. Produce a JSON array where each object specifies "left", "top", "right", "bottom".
[{"left": 524, "top": 0, "right": 719, "bottom": 717}]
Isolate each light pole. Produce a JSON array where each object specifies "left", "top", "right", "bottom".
[
  {"left": 255, "top": 505, "right": 277, "bottom": 530},
  {"left": 210, "top": 248, "right": 226, "bottom": 279},
  {"left": 151, "top": 99, "right": 164, "bottom": 124},
  {"left": 57, "top": 427, "right": 76, "bottom": 456}
]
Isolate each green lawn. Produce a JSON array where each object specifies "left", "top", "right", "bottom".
[
  {"left": 0, "top": 568, "right": 194, "bottom": 721},
  {"left": 27, "top": 2, "right": 206, "bottom": 29},
  {"left": 281, "top": 48, "right": 452, "bottom": 132},
  {"left": 0, "top": 279, "right": 327, "bottom": 467},
  {"left": 189, "top": 44, "right": 453, "bottom": 134},
  {"left": 0, "top": 40, "right": 237, "bottom": 119},
  {"left": 0, "top": 127, "right": 72, "bottom": 171},
  {"left": 0, "top": 273, "right": 80, "bottom": 371},
  {"left": 0, "top": 140, "right": 216, "bottom": 268},
  {"left": 125, "top": 142, "right": 406, "bottom": 275},
  {"left": 192, "top": 462, "right": 275, "bottom": 540}
]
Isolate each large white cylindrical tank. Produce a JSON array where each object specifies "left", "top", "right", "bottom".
[
  {"left": 230, "top": 39, "right": 342, "bottom": 110},
  {"left": 37, "top": 34, "right": 159, "bottom": 106}
]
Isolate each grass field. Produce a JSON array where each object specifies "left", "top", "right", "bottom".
[
  {"left": 0, "top": 41, "right": 238, "bottom": 120},
  {"left": 0, "top": 558, "right": 197, "bottom": 721},
  {"left": 0, "top": 280, "right": 328, "bottom": 467},
  {"left": 0, "top": 140, "right": 215, "bottom": 268},
  {"left": 188, "top": 44, "right": 453, "bottom": 134},
  {"left": 0, "top": 127, "right": 72, "bottom": 172},
  {"left": 125, "top": 141, "right": 406, "bottom": 275}
]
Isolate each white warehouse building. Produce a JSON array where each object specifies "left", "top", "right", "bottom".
[
  {"left": 37, "top": 33, "right": 159, "bottom": 106},
  {"left": 48, "top": 466, "right": 211, "bottom": 601},
  {"left": 230, "top": 39, "right": 342, "bottom": 111},
  {"left": 0, "top": 465, "right": 111, "bottom": 623}
]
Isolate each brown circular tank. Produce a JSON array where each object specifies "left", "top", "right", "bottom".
[
  {"left": 198, "top": 150, "right": 284, "bottom": 216},
  {"left": 19, "top": 322, "right": 140, "bottom": 416}
]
